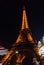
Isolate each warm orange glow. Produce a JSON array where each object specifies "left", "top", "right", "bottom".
[
  {"left": 16, "top": 35, "right": 22, "bottom": 43},
  {"left": 16, "top": 54, "right": 21, "bottom": 63},
  {"left": 16, "top": 9, "right": 29, "bottom": 43},
  {"left": 16, "top": 54, "right": 25, "bottom": 63},
  {"left": 34, "top": 47, "right": 40, "bottom": 55},
  {"left": 1, "top": 50, "right": 13, "bottom": 64},
  {"left": 1, "top": 8, "right": 40, "bottom": 65},
  {"left": 21, "top": 9, "right": 29, "bottom": 30},
  {"left": 27, "top": 34, "right": 34, "bottom": 43}
]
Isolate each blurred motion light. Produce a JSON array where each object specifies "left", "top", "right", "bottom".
[
  {"left": 0, "top": 46, "right": 8, "bottom": 56},
  {"left": 0, "top": 63, "right": 2, "bottom": 65},
  {"left": 39, "top": 46, "right": 44, "bottom": 56},
  {"left": 38, "top": 41, "right": 41, "bottom": 48},
  {"left": 42, "top": 36, "right": 44, "bottom": 42}
]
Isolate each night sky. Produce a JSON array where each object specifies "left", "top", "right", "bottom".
[{"left": 0, "top": 0, "right": 44, "bottom": 48}]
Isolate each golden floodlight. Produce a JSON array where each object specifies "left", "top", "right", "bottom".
[{"left": 21, "top": 8, "right": 29, "bottom": 30}]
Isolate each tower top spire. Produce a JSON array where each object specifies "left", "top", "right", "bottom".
[
  {"left": 21, "top": 8, "right": 29, "bottom": 30},
  {"left": 15, "top": 8, "right": 35, "bottom": 44}
]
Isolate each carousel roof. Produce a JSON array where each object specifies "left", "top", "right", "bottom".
[{"left": 0, "top": 45, "right": 8, "bottom": 56}]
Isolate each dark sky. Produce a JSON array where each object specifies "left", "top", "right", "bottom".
[{"left": 0, "top": 0, "right": 44, "bottom": 48}]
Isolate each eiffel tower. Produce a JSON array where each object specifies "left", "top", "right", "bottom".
[{"left": 1, "top": 8, "right": 40, "bottom": 65}]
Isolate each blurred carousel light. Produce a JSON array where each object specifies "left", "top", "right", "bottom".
[
  {"left": 39, "top": 46, "right": 44, "bottom": 56},
  {"left": 38, "top": 41, "right": 42, "bottom": 48},
  {"left": 42, "top": 36, "right": 44, "bottom": 43},
  {"left": 0, "top": 63, "right": 2, "bottom": 65},
  {"left": 0, "top": 46, "right": 8, "bottom": 56}
]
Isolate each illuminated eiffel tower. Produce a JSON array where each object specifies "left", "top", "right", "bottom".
[{"left": 1, "top": 8, "right": 40, "bottom": 65}]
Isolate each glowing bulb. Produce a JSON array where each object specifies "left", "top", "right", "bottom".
[{"left": 15, "top": 51, "right": 18, "bottom": 54}]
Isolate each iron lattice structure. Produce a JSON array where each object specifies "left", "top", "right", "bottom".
[{"left": 1, "top": 8, "right": 40, "bottom": 65}]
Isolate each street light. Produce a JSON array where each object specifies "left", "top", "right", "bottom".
[{"left": 15, "top": 51, "right": 18, "bottom": 54}]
